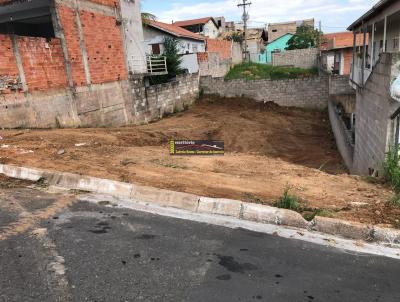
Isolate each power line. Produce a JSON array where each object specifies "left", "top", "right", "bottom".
[{"left": 237, "top": 0, "right": 251, "bottom": 62}]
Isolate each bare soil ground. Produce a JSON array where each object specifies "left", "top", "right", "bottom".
[{"left": 0, "top": 96, "right": 398, "bottom": 227}]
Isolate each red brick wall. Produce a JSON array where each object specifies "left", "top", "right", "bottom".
[
  {"left": 197, "top": 52, "right": 208, "bottom": 62},
  {"left": 57, "top": 5, "right": 87, "bottom": 86},
  {"left": 206, "top": 39, "right": 232, "bottom": 60},
  {"left": 80, "top": 10, "right": 127, "bottom": 84},
  {"left": 0, "top": 34, "right": 19, "bottom": 94},
  {"left": 87, "top": 0, "right": 117, "bottom": 7},
  {"left": 342, "top": 48, "right": 353, "bottom": 76},
  {"left": 0, "top": 34, "right": 18, "bottom": 78},
  {"left": 17, "top": 37, "right": 68, "bottom": 91},
  {"left": 0, "top": 0, "right": 12, "bottom": 5}
]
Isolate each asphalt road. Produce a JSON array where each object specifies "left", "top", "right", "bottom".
[{"left": 0, "top": 184, "right": 400, "bottom": 302}]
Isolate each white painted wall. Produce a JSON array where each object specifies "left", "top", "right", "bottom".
[
  {"left": 119, "top": 0, "right": 147, "bottom": 74},
  {"left": 181, "top": 53, "right": 199, "bottom": 73},
  {"left": 143, "top": 26, "right": 205, "bottom": 55},
  {"left": 203, "top": 20, "right": 219, "bottom": 39},
  {"left": 142, "top": 26, "right": 205, "bottom": 73}
]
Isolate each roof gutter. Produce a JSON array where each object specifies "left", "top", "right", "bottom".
[
  {"left": 148, "top": 24, "right": 205, "bottom": 42},
  {"left": 347, "top": 0, "right": 393, "bottom": 30}
]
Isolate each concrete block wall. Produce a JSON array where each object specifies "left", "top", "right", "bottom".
[
  {"left": 352, "top": 54, "right": 393, "bottom": 176},
  {"left": 133, "top": 74, "right": 200, "bottom": 124},
  {"left": 272, "top": 48, "right": 319, "bottom": 69},
  {"left": 328, "top": 99, "right": 354, "bottom": 171},
  {"left": 200, "top": 75, "right": 329, "bottom": 109},
  {"left": 232, "top": 42, "right": 243, "bottom": 64},
  {"left": 329, "top": 75, "right": 355, "bottom": 96},
  {"left": 0, "top": 74, "right": 199, "bottom": 128},
  {"left": 198, "top": 52, "right": 231, "bottom": 78}
]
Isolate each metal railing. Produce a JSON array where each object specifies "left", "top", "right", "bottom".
[{"left": 146, "top": 55, "right": 168, "bottom": 75}]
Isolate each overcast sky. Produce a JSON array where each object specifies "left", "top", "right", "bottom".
[{"left": 142, "top": 0, "right": 379, "bottom": 33}]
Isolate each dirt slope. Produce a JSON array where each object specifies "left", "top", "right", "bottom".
[{"left": 0, "top": 97, "right": 398, "bottom": 227}]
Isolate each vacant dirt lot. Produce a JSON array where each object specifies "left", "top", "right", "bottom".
[{"left": 0, "top": 97, "right": 398, "bottom": 227}]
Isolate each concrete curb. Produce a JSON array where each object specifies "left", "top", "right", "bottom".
[{"left": 1, "top": 164, "right": 399, "bottom": 247}]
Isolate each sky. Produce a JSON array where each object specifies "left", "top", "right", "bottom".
[{"left": 141, "top": 0, "right": 380, "bottom": 33}]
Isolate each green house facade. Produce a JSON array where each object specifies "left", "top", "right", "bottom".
[{"left": 258, "top": 33, "right": 294, "bottom": 64}]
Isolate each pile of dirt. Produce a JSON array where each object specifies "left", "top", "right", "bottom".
[{"left": 0, "top": 96, "right": 398, "bottom": 227}]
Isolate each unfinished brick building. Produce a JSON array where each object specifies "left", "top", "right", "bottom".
[{"left": 0, "top": 0, "right": 199, "bottom": 128}]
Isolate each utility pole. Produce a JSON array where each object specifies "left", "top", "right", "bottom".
[
  {"left": 238, "top": 0, "right": 251, "bottom": 62},
  {"left": 318, "top": 20, "right": 322, "bottom": 48}
]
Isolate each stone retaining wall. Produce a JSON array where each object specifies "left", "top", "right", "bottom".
[{"left": 0, "top": 74, "right": 199, "bottom": 128}]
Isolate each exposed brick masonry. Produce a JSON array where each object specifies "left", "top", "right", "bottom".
[
  {"left": 80, "top": 10, "right": 127, "bottom": 84},
  {"left": 57, "top": 5, "right": 87, "bottom": 86},
  {"left": 17, "top": 37, "right": 67, "bottom": 91},
  {"left": 0, "top": 35, "right": 19, "bottom": 93},
  {"left": 206, "top": 39, "right": 232, "bottom": 60}
]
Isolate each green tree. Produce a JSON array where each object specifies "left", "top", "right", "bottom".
[
  {"left": 224, "top": 32, "right": 244, "bottom": 44},
  {"left": 148, "top": 37, "right": 183, "bottom": 85},
  {"left": 285, "top": 25, "right": 322, "bottom": 50},
  {"left": 163, "top": 36, "right": 183, "bottom": 78}
]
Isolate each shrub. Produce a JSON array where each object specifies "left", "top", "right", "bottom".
[
  {"left": 224, "top": 63, "right": 318, "bottom": 81},
  {"left": 274, "top": 187, "right": 301, "bottom": 211},
  {"left": 384, "top": 147, "right": 400, "bottom": 193}
]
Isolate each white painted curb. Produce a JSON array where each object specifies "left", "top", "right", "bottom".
[{"left": 1, "top": 164, "right": 399, "bottom": 246}]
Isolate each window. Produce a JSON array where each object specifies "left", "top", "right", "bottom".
[
  {"left": 393, "top": 38, "right": 399, "bottom": 51},
  {"left": 217, "top": 20, "right": 222, "bottom": 27},
  {"left": 151, "top": 44, "right": 161, "bottom": 55},
  {"left": 272, "top": 29, "right": 277, "bottom": 32}
]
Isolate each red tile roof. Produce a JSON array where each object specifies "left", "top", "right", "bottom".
[
  {"left": 147, "top": 20, "right": 205, "bottom": 41},
  {"left": 321, "top": 32, "right": 366, "bottom": 50},
  {"left": 173, "top": 17, "right": 217, "bottom": 28}
]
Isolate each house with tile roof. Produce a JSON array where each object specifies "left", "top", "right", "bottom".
[
  {"left": 320, "top": 32, "right": 365, "bottom": 75},
  {"left": 143, "top": 20, "right": 206, "bottom": 73},
  {"left": 173, "top": 17, "right": 220, "bottom": 39}
]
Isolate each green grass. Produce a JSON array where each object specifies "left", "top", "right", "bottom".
[
  {"left": 384, "top": 147, "right": 400, "bottom": 193},
  {"left": 387, "top": 194, "right": 400, "bottom": 207},
  {"left": 382, "top": 147, "right": 400, "bottom": 207},
  {"left": 224, "top": 63, "right": 319, "bottom": 81},
  {"left": 242, "top": 193, "right": 265, "bottom": 205},
  {"left": 274, "top": 187, "right": 302, "bottom": 211}
]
